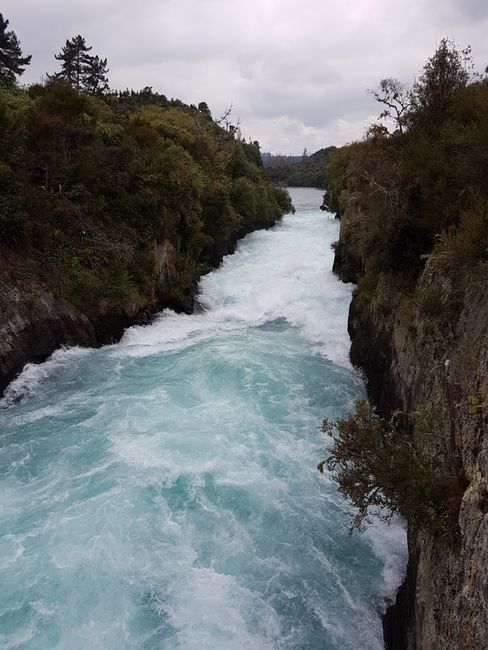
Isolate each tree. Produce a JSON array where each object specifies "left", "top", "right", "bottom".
[
  {"left": 369, "top": 78, "right": 411, "bottom": 134},
  {"left": 197, "top": 101, "right": 212, "bottom": 118},
  {"left": 411, "top": 38, "right": 472, "bottom": 130},
  {"left": 83, "top": 55, "right": 109, "bottom": 95},
  {"left": 49, "top": 35, "right": 109, "bottom": 94},
  {"left": 50, "top": 35, "right": 92, "bottom": 89},
  {"left": 0, "top": 13, "right": 31, "bottom": 84}
]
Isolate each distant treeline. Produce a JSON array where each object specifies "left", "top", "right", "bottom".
[
  {"left": 261, "top": 152, "right": 303, "bottom": 168},
  {"left": 264, "top": 147, "right": 337, "bottom": 188}
]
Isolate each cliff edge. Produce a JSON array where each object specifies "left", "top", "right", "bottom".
[{"left": 335, "top": 192, "right": 488, "bottom": 649}]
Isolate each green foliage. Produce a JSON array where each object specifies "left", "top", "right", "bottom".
[
  {"left": 322, "top": 143, "right": 361, "bottom": 215},
  {"left": 267, "top": 147, "right": 336, "bottom": 189},
  {"left": 0, "top": 13, "right": 31, "bottom": 84},
  {"left": 0, "top": 80, "right": 291, "bottom": 313},
  {"left": 273, "top": 184, "right": 294, "bottom": 215},
  {"left": 468, "top": 394, "right": 484, "bottom": 415},
  {"left": 329, "top": 40, "right": 488, "bottom": 287},
  {"left": 320, "top": 401, "right": 463, "bottom": 537},
  {"left": 434, "top": 197, "right": 488, "bottom": 270},
  {"left": 67, "top": 261, "right": 136, "bottom": 311},
  {"left": 419, "top": 285, "right": 445, "bottom": 317}
]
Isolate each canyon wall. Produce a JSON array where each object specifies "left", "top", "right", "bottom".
[{"left": 336, "top": 193, "right": 488, "bottom": 649}]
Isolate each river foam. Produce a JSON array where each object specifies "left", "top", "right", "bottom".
[{"left": 0, "top": 188, "right": 406, "bottom": 649}]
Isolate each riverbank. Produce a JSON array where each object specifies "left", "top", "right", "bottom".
[
  {"left": 333, "top": 190, "right": 488, "bottom": 650},
  {"left": 0, "top": 216, "right": 284, "bottom": 397},
  {"left": 0, "top": 81, "right": 292, "bottom": 396}
]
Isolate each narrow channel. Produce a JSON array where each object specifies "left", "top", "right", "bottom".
[{"left": 0, "top": 188, "right": 406, "bottom": 649}]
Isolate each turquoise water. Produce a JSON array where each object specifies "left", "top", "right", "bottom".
[{"left": 0, "top": 188, "right": 406, "bottom": 649}]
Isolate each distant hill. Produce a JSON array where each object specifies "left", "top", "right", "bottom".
[
  {"left": 263, "top": 147, "right": 337, "bottom": 188},
  {"left": 261, "top": 152, "right": 303, "bottom": 168}
]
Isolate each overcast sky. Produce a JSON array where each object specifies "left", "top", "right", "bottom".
[{"left": 3, "top": 0, "right": 488, "bottom": 153}]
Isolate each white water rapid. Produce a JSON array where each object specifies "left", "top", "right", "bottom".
[{"left": 0, "top": 187, "right": 406, "bottom": 649}]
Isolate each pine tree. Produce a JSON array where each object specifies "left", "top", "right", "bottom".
[
  {"left": 83, "top": 55, "right": 109, "bottom": 95},
  {"left": 50, "top": 36, "right": 110, "bottom": 94},
  {"left": 0, "top": 13, "right": 32, "bottom": 84},
  {"left": 50, "top": 35, "right": 92, "bottom": 90}
]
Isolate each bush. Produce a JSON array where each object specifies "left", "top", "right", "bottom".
[
  {"left": 319, "top": 400, "right": 463, "bottom": 537},
  {"left": 434, "top": 198, "right": 488, "bottom": 270},
  {"left": 419, "top": 285, "right": 444, "bottom": 317}
]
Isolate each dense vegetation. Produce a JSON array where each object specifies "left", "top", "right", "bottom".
[
  {"left": 322, "top": 39, "right": 487, "bottom": 533},
  {"left": 320, "top": 402, "right": 464, "bottom": 537},
  {"left": 266, "top": 147, "right": 336, "bottom": 188},
  {"left": 324, "top": 40, "right": 488, "bottom": 278},
  {"left": 0, "top": 15, "right": 292, "bottom": 319}
]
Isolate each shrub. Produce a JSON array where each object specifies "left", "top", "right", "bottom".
[
  {"left": 434, "top": 198, "right": 488, "bottom": 270},
  {"left": 419, "top": 285, "right": 444, "bottom": 317},
  {"left": 319, "top": 400, "right": 463, "bottom": 537}
]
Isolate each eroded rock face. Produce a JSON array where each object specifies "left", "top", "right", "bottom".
[
  {"left": 336, "top": 197, "right": 488, "bottom": 649},
  {"left": 0, "top": 278, "right": 154, "bottom": 396},
  {"left": 0, "top": 238, "right": 174, "bottom": 396},
  {"left": 0, "top": 283, "right": 94, "bottom": 396},
  {"left": 0, "top": 219, "right": 282, "bottom": 397},
  {"left": 154, "top": 238, "right": 178, "bottom": 292}
]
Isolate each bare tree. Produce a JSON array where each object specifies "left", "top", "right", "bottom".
[{"left": 368, "top": 78, "right": 412, "bottom": 134}]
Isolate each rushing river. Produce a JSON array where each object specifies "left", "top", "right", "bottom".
[{"left": 0, "top": 188, "right": 406, "bottom": 649}]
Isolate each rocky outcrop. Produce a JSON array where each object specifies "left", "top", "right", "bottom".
[
  {"left": 0, "top": 284, "right": 94, "bottom": 396},
  {"left": 0, "top": 278, "right": 151, "bottom": 397},
  {"left": 335, "top": 195, "right": 488, "bottom": 649},
  {"left": 331, "top": 192, "right": 364, "bottom": 283}
]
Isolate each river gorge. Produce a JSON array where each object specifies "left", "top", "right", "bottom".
[{"left": 0, "top": 188, "right": 406, "bottom": 649}]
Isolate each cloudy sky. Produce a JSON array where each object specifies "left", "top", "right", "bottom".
[{"left": 4, "top": 0, "right": 488, "bottom": 153}]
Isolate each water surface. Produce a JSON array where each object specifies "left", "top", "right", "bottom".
[{"left": 0, "top": 188, "right": 406, "bottom": 649}]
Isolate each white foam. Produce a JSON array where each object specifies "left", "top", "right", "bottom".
[
  {"left": 168, "top": 567, "right": 281, "bottom": 650},
  {"left": 365, "top": 516, "right": 408, "bottom": 606},
  {"left": 115, "top": 209, "right": 354, "bottom": 370},
  {"left": 0, "top": 346, "right": 91, "bottom": 407}
]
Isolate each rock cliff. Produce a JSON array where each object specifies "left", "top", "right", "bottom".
[
  {"left": 335, "top": 193, "right": 488, "bottom": 649},
  {"left": 0, "top": 225, "right": 263, "bottom": 397}
]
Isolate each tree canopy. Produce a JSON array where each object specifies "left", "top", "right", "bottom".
[
  {"left": 0, "top": 79, "right": 292, "bottom": 314},
  {"left": 0, "top": 13, "right": 31, "bottom": 84},
  {"left": 49, "top": 35, "right": 109, "bottom": 95}
]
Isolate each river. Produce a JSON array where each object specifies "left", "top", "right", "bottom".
[{"left": 0, "top": 188, "right": 406, "bottom": 649}]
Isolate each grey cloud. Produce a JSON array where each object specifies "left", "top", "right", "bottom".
[
  {"left": 447, "top": 0, "right": 488, "bottom": 20},
  {"left": 2, "top": 0, "right": 488, "bottom": 153}
]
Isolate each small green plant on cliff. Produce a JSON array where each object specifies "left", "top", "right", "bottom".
[
  {"left": 468, "top": 394, "right": 488, "bottom": 415},
  {"left": 419, "top": 285, "right": 445, "bottom": 317},
  {"left": 434, "top": 198, "right": 488, "bottom": 271},
  {"left": 319, "top": 400, "right": 461, "bottom": 537}
]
